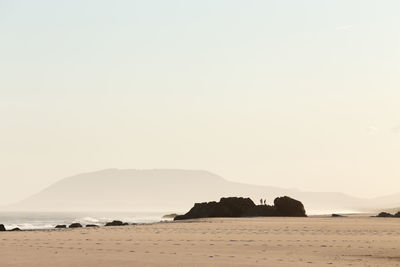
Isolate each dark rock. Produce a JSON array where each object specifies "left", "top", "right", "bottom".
[
  {"left": 175, "top": 197, "right": 256, "bottom": 220},
  {"left": 377, "top": 212, "right": 393, "bottom": 218},
  {"left": 69, "top": 223, "right": 83, "bottom": 228},
  {"left": 242, "top": 205, "right": 276, "bottom": 217},
  {"left": 10, "top": 227, "right": 21, "bottom": 231},
  {"left": 394, "top": 211, "right": 400, "bottom": 218},
  {"left": 332, "top": 214, "right": 345, "bottom": 217},
  {"left": 0, "top": 224, "right": 5, "bottom": 231},
  {"left": 86, "top": 224, "right": 99, "bottom": 227},
  {"left": 55, "top": 225, "right": 67, "bottom": 229},
  {"left": 105, "top": 220, "right": 125, "bottom": 226},
  {"left": 219, "top": 197, "right": 256, "bottom": 216},
  {"left": 175, "top": 196, "right": 307, "bottom": 220},
  {"left": 274, "top": 196, "right": 307, "bottom": 217}
]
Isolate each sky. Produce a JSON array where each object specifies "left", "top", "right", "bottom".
[{"left": 1, "top": 0, "right": 400, "bottom": 205}]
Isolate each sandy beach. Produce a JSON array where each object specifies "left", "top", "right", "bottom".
[{"left": 1, "top": 216, "right": 399, "bottom": 267}]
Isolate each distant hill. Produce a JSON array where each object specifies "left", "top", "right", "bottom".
[{"left": 6, "top": 169, "right": 400, "bottom": 213}]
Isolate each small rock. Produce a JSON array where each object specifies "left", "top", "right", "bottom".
[
  {"left": 69, "top": 223, "right": 83, "bottom": 228},
  {"left": 86, "top": 224, "right": 99, "bottom": 227},
  {"left": 55, "top": 225, "right": 67, "bottom": 229},
  {"left": 105, "top": 220, "right": 125, "bottom": 226},
  {"left": 332, "top": 214, "right": 345, "bottom": 217},
  {"left": 10, "top": 227, "right": 21, "bottom": 231}
]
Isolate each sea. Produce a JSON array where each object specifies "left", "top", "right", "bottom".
[
  {"left": 0, "top": 211, "right": 172, "bottom": 230},
  {"left": 0, "top": 209, "right": 363, "bottom": 230}
]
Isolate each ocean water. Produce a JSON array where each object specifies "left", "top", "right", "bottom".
[
  {"left": 0, "top": 210, "right": 363, "bottom": 230},
  {"left": 0, "top": 211, "right": 171, "bottom": 230}
]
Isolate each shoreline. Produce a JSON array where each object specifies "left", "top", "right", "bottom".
[
  {"left": 0, "top": 212, "right": 382, "bottom": 232},
  {"left": 1, "top": 216, "right": 399, "bottom": 266}
]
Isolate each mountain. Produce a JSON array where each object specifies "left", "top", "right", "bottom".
[{"left": 6, "top": 169, "right": 400, "bottom": 213}]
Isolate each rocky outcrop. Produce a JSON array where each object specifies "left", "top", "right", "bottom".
[
  {"left": 174, "top": 196, "right": 307, "bottom": 220},
  {"left": 55, "top": 225, "right": 67, "bottom": 229},
  {"left": 274, "top": 196, "right": 307, "bottom": 217},
  {"left": 10, "top": 228, "right": 21, "bottom": 231},
  {"left": 0, "top": 224, "right": 6, "bottom": 231},
  {"left": 105, "top": 220, "right": 128, "bottom": 226},
  {"left": 69, "top": 223, "right": 83, "bottom": 228}
]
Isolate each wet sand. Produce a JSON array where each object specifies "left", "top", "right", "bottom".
[{"left": 1, "top": 216, "right": 399, "bottom": 266}]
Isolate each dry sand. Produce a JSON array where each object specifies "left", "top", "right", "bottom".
[{"left": 1, "top": 216, "right": 399, "bottom": 266}]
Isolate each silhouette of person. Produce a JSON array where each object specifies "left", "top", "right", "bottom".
[
  {"left": 263, "top": 199, "right": 266, "bottom": 205},
  {"left": 260, "top": 198, "right": 263, "bottom": 205}
]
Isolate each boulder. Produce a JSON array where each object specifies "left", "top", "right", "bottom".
[
  {"left": 394, "top": 211, "right": 400, "bottom": 218},
  {"left": 10, "top": 228, "right": 21, "bottom": 231},
  {"left": 55, "top": 225, "right": 67, "bottom": 229},
  {"left": 105, "top": 220, "right": 125, "bottom": 226},
  {"left": 377, "top": 212, "right": 393, "bottom": 218},
  {"left": 69, "top": 223, "right": 83, "bottom": 228},
  {"left": 175, "top": 197, "right": 255, "bottom": 220},
  {"left": 274, "top": 196, "right": 307, "bottom": 217},
  {"left": 0, "top": 224, "right": 6, "bottom": 231}
]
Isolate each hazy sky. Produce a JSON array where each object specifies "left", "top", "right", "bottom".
[{"left": 1, "top": 0, "right": 400, "bottom": 205}]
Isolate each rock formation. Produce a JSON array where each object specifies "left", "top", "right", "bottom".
[
  {"left": 175, "top": 196, "right": 306, "bottom": 220},
  {"left": 55, "top": 225, "right": 67, "bottom": 229},
  {"left": 0, "top": 224, "right": 6, "bottom": 231}
]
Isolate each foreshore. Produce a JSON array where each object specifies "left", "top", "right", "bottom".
[{"left": 1, "top": 215, "right": 399, "bottom": 266}]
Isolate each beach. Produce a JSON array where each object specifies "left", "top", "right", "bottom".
[{"left": 1, "top": 216, "right": 399, "bottom": 267}]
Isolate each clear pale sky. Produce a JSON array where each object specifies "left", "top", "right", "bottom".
[{"left": 1, "top": 0, "right": 400, "bottom": 205}]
